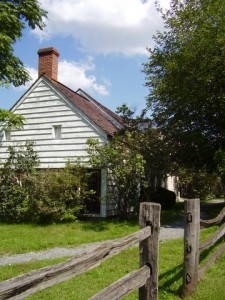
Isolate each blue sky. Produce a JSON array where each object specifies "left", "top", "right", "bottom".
[{"left": 1, "top": 0, "right": 169, "bottom": 113}]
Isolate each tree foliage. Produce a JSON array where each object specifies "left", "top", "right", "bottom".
[
  {"left": 87, "top": 105, "right": 176, "bottom": 217},
  {"left": 116, "top": 105, "right": 174, "bottom": 196},
  {"left": 87, "top": 134, "right": 146, "bottom": 218},
  {"left": 0, "top": 0, "right": 46, "bottom": 128},
  {"left": 0, "top": 0, "right": 47, "bottom": 87},
  {"left": 144, "top": 0, "right": 225, "bottom": 171},
  {"left": 0, "top": 144, "right": 92, "bottom": 223},
  {"left": 0, "top": 109, "right": 25, "bottom": 130},
  {"left": 178, "top": 167, "right": 222, "bottom": 200},
  {"left": 0, "top": 141, "right": 39, "bottom": 222}
]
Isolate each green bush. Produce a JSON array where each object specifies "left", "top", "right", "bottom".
[
  {"left": 28, "top": 163, "right": 94, "bottom": 223},
  {"left": 0, "top": 142, "right": 39, "bottom": 222},
  {"left": 149, "top": 187, "right": 176, "bottom": 210},
  {"left": 0, "top": 143, "right": 94, "bottom": 223}
]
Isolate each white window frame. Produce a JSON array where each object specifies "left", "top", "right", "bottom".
[
  {"left": 4, "top": 129, "right": 11, "bottom": 141},
  {"left": 52, "top": 125, "right": 62, "bottom": 139}
]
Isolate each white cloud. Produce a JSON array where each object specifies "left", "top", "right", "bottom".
[
  {"left": 35, "top": 0, "right": 170, "bottom": 56},
  {"left": 58, "top": 58, "right": 109, "bottom": 95},
  {"left": 19, "top": 58, "right": 109, "bottom": 96}
]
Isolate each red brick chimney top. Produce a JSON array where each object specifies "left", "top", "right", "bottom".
[{"left": 38, "top": 47, "right": 59, "bottom": 81}]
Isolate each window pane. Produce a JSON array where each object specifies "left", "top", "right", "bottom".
[
  {"left": 53, "top": 125, "right": 62, "bottom": 139},
  {"left": 4, "top": 130, "right": 11, "bottom": 141}
]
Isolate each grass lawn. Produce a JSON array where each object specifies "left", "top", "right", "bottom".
[
  {"left": 0, "top": 201, "right": 224, "bottom": 299},
  {"left": 0, "top": 202, "right": 185, "bottom": 256},
  {"left": 0, "top": 219, "right": 138, "bottom": 256},
  {"left": 1, "top": 236, "right": 224, "bottom": 300}
]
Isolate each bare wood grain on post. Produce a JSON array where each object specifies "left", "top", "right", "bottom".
[
  {"left": 182, "top": 199, "right": 200, "bottom": 298},
  {"left": 139, "top": 202, "right": 161, "bottom": 300}
]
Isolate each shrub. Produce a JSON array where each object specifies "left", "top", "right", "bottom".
[
  {"left": 28, "top": 163, "right": 94, "bottom": 223},
  {"left": 0, "top": 143, "right": 94, "bottom": 223},
  {"left": 0, "top": 142, "right": 39, "bottom": 222},
  {"left": 149, "top": 187, "right": 176, "bottom": 210}
]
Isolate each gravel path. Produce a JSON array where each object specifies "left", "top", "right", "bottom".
[
  {"left": 0, "top": 224, "right": 184, "bottom": 266},
  {"left": 1, "top": 201, "right": 224, "bottom": 268}
]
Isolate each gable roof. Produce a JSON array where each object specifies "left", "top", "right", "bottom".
[
  {"left": 10, "top": 75, "right": 124, "bottom": 137},
  {"left": 11, "top": 46, "right": 124, "bottom": 137},
  {"left": 51, "top": 78, "right": 124, "bottom": 136}
]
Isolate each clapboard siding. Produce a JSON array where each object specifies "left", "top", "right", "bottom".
[
  {"left": 0, "top": 79, "right": 107, "bottom": 168},
  {"left": 18, "top": 110, "right": 76, "bottom": 118},
  {"left": 17, "top": 102, "right": 65, "bottom": 110},
  {"left": 0, "top": 76, "right": 120, "bottom": 217},
  {"left": 24, "top": 119, "right": 87, "bottom": 126},
  {"left": 11, "top": 124, "right": 94, "bottom": 133},
  {"left": 9, "top": 129, "right": 98, "bottom": 140},
  {"left": 35, "top": 145, "right": 88, "bottom": 152}
]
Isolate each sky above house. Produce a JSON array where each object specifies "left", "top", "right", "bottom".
[{"left": 1, "top": 0, "right": 170, "bottom": 114}]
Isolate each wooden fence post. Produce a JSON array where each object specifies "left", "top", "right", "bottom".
[
  {"left": 139, "top": 202, "right": 161, "bottom": 300},
  {"left": 182, "top": 199, "right": 200, "bottom": 298}
]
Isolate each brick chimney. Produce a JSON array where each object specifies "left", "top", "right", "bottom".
[{"left": 38, "top": 47, "right": 59, "bottom": 81}]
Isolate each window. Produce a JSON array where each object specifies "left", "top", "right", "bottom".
[
  {"left": 52, "top": 125, "right": 62, "bottom": 139},
  {"left": 4, "top": 129, "right": 11, "bottom": 141}
]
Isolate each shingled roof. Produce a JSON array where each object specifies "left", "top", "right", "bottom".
[
  {"left": 51, "top": 79, "right": 124, "bottom": 136},
  {"left": 35, "top": 47, "right": 124, "bottom": 136}
]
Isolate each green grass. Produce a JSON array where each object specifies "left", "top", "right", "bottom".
[
  {"left": 190, "top": 251, "right": 225, "bottom": 300},
  {"left": 0, "top": 202, "right": 224, "bottom": 299},
  {"left": 0, "top": 257, "right": 69, "bottom": 282},
  {"left": 0, "top": 202, "right": 187, "bottom": 256},
  {"left": 6, "top": 235, "right": 222, "bottom": 300},
  {"left": 0, "top": 219, "right": 138, "bottom": 256},
  {"left": 27, "top": 247, "right": 140, "bottom": 300}
]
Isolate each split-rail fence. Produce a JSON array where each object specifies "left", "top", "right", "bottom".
[
  {"left": 182, "top": 198, "right": 225, "bottom": 297},
  {"left": 0, "top": 202, "right": 161, "bottom": 300}
]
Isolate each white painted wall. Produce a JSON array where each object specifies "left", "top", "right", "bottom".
[{"left": 0, "top": 78, "right": 108, "bottom": 169}]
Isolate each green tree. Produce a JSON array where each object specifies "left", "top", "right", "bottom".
[
  {"left": 0, "top": 109, "right": 24, "bottom": 132},
  {"left": 144, "top": 0, "right": 225, "bottom": 171},
  {"left": 0, "top": 0, "right": 47, "bottom": 87},
  {"left": 87, "top": 134, "right": 146, "bottom": 218},
  {"left": 116, "top": 105, "right": 174, "bottom": 198},
  {"left": 0, "top": 0, "right": 47, "bottom": 128},
  {"left": 178, "top": 167, "right": 222, "bottom": 200}
]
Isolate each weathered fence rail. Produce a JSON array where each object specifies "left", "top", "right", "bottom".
[
  {"left": 182, "top": 199, "right": 225, "bottom": 298},
  {"left": 0, "top": 202, "right": 161, "bottom": 300}
]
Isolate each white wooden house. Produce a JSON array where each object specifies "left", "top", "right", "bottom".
[
  {"left": 0, "top": 47, "right": 179, "bottom": 217},
  {"left": 0, "top": 47, "right": 124, "bottom": 217}
]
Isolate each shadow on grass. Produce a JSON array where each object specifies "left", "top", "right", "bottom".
[
  {"left": 199, "top": 237, "right": 224, "bottom": 264},
  {"left": 159, "top": 263, "right": 183, "bottom": 296},
  {"left": 160, "top": 202, "right": 185, "bottom": 226}
]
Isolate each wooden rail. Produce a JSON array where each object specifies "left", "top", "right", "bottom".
[
  {"left": 89, "top": 265, "right": 150, "bottom": 300},
  {"left": 182, "top": 199, "right": 225, "bottom": 298},
  {"left": 0, "top": 202, "right": 161, "bottom": 300}
]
